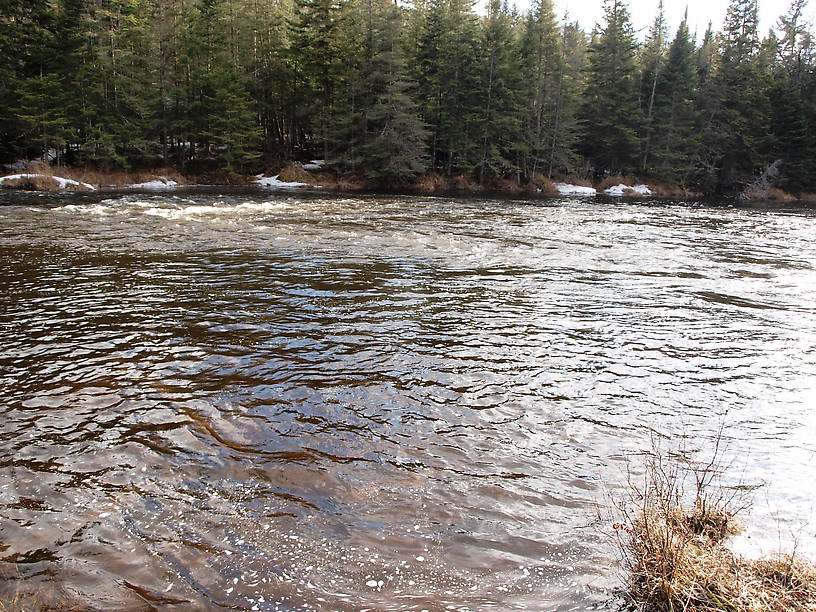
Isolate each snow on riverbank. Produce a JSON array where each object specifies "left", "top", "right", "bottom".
[
  {"left": 604, "top": 183, "right": 652, "bottom": 196},
  {"left": 255, "top": 174, "right": 314, "bottom": 189},
  {"left": 0, "top": 173, "right": 96, "bottom": 191},
  {"left": 297, "top": 160, "right": 325, "bottom": 171},
  {"left": 127, "top": 177, "right": 179, "bottom": 190},
  {"left": 555, "top": 183, "right": 597, "bottom": 196}
]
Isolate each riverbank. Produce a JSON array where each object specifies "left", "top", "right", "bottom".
[{"left": 3, "top": 161, "right": 816, "bottom": 204}]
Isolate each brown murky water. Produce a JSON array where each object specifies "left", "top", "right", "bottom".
[{"left": 1, "top": 190, "right": 815, "bottom": 610}]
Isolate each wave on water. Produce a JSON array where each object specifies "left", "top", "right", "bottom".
[
  {"left": 52, "top": 198, "right": 295, "bottom": 220},
  {"left": 2, "top": 194, "right": 815, "bottom": 610}
]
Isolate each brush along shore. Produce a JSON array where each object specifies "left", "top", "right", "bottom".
[
  {"left": 613, "top": 437, "right": 816, "bottom": 611},
  {"left": 4, "top": 161, "right": 815, "bottom": 203}
]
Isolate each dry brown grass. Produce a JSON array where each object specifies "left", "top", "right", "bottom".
[
  {"left": 648, "top": 182, "right": 704, "bottom": 199},
  {"left": 740, "top": 186, "right": 798, "bottom": 203},
  {"left": 529, "top": 173, "right": 559, "bottom": 197},
  {"left": 1, "top": 176, "right": 62, "bottom": 191},
  {"left": 1, "top": 174, "right": 95, "bottom": 192},
  {"left": 324, "top": 173, "right": 371, "bottom": 192},
  {"left": 25, "top": 160, "right": 52, "bottom": 175},
  {"left": 451, "top": 174, "right": 479, "bottom": 192},
  {"left": 489, "top": 176, "right": 526, "bottom": 193},
  {"left": 63, "top": 167, "right": 186, "bottom": 187},
  {"left": 552, "top": 173, "right": 594, "bottom": 188},
  {"left": 599, "top": 175, "right": 634, "bottom": 191},
  {"left": 410, "top": 172, "right": 482, "bottom": 194},
  {"left": 413, "top": 172, "right": 449, "bottom": 193},
  {"left": 277, "top": 164, "right": 314, "bottom": 184},
  {"left": 765, "top": 187, "right": 798, "bottom": 203},
  {"left": 798, "top": 192, "right": 816, "bottom": 204},
  {"left": 613, "top": 432, "right": 816, "bottom": 611},
  {"left": 11, "top": 161, "right": 186, "bottom": 189}
]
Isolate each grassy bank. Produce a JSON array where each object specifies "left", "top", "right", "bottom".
[
  {"left": 613, "top": 436, "right": 816, "bottom": 611},
  {"left": 4, "top": 161, "right": 816, "bottom": 203}
]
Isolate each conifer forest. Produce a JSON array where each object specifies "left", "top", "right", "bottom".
[{"left": 2, "top": 0, "right": 815, "bottom": 195}]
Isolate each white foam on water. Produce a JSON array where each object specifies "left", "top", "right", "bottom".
[{"left": 53, "top": 203, "right": 117, "bottom": 216}]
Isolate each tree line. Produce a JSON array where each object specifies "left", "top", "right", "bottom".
[{"left": 1, "top": 0, "right": 814, "bottom": 195}]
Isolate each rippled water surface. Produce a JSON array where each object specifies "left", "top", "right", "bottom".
[{"left": 1, "top": 190, "right": 815, "bottom": 610}]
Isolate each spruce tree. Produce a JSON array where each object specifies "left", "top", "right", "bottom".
[
  {"left": 288, "top": 0, "right": 343, "bottom": 162},
  {"left": 769, "top": 0, "right": 815, "bottom": 192},
  {"left": 649, "top": 13, "right": 700, "bottom": 182},
  {"left": 412, "top": 0, "right": 482, "bottom": 175},
  {"left": 476, "top": 0, "right": 524, "bottom": 183},
  {"left": 332, "top": 0, "right": 428, "bottom": 183},
  {"left": 0, "top": 0, "right": 56, "bottom": 161},
  {"left": 710, "top": 0, "right": 773, "bottom": 193},
  {"left": 518, "top": 0, "right": 560, "bottom": 179},
  {"left": 639, "top": 0, "right": 667, "bottom": 170},
  {"left": 692, "top": 23, "right": 722, "bottom": 191},
  {"left": 580, "top": 0, "right": 641, "bottom": 175},
  {"left": 546, "top": 17, "right": 587, "bottom": 177}
]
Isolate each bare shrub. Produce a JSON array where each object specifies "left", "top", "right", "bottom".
[
  {"left": 25, "top": 160, "right": 53, "bottom": 176},
  {"left": 552, "top": 174, "right": 594, "bottom": 187},
  {"left": 610, "top": 429, "right": 815, "bottom": 611},
  {"left": 529, "top": 173, "right": 558, "bottom": 196},
  {"left": 413, "top": 172, "right": 448, "bottom": 194},
  {"left": 451, "top": 174, "right": 478, "bottom": 192}
]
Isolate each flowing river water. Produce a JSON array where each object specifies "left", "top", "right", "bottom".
[{"left": 1, "top": 189, "right": 815, "bottom": 611}]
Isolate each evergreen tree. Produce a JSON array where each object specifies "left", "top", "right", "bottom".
[
  {"left": 648, "top": 13, "right": 700, "bottom": 182},
  {"left": 710, "top": 0, "right": 773, "bottom": 193},
  {"left": 693, "top": 23, "right": 722, "bottom": 190},
  {"left": 518, "top": 0, "right": 560, "bottom": 178},
  {"left": 288, "top": 0, "right": 344, "bottom": 161},
  {"left": 769, "top": 0, "right": 815, "bottom": 192},
  {"left": 638, "top": 0, "right": 667, "bottom": 170},
  {"left": 0, "top": 0, "right": 813, "bottom": 193},
  {"left": 1, "top": 0, "right": 58, "bottom": 161},
  {"left": 580, "top": 0, "right": 641, "bottom": 175},
  {"left": 332, "top": 0, "right": 428, "bottom": 182},
  {"left": 235, "top": 0, "right": 289, "bottom": 160},
  {"left": 476, "top": 0, "right": 524, "bottom": 183},
  {"left": 412, "top": 0, "right": 482, "bottom": 175}
]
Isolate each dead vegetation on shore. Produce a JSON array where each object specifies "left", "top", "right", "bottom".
[
  {"left": 0, "top": 161, "right": 189, "bottom": 191},
  {"left": 612, "top": 432, "right": 816, "bottom": 611},
  {"left": 3, "top": 160, "right": 815, "bottom": 203}
]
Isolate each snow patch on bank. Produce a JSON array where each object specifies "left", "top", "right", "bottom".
[
  {"left": 128, "top": 177, "right": 179, "bottom": 190},
  {"left": 0, "top": 173, "right": 96, "bottom": 191},
  {"left": 555, "top": 183, "right": 597, "bottom": 196},
  {"left": 604, "top": 183, "right": 652, "bottom": 196},
  {"left": 254, "top": 174, "right": 314, "bottom": 189},
  {"left": 297, "top": 160, "right": 325, "bottom": 171}
]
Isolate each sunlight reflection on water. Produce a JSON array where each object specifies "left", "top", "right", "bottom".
[{"left": 0, "top": 190, "right": 814, "bottom": 610}]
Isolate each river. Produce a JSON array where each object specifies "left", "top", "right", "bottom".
[{"left": 1, "top": 189, "right": 815, "bottom": 610}]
